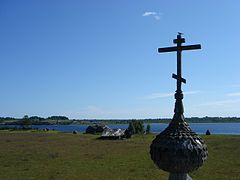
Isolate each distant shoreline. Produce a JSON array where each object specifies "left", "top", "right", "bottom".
[{"left": 1, "top": 116, "right": 240, "bottom": 125}]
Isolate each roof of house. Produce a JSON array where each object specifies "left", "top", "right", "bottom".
[
  {"left": 85, "top": 124, "right": 109, "bottom": 133},
  {"left": 101, "top": 128, "right": 126, "bottom": 137}
]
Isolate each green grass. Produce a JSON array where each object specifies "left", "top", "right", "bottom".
[{"left": 0, "top": 131, "right": 239, "bottom": 180}]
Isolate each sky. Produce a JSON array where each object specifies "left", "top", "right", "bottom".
[{"left": 0, "top": 0, "right": 240, "bottom": 119}]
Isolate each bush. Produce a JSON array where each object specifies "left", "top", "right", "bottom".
[
  {"left": 127, "top": 121, "right": 135, "bottom": 134},
  {"left": 146, "top": 124, "right": 151, "bottom": 134},
  {"left": 127, "top": 120, "right": 144, "bottom": 134}
]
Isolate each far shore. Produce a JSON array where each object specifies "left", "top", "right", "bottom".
[{"left": 1, "top": 116, "right": 240, "bottom": 126}]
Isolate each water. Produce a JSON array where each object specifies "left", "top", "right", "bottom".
[
  {"left": 150, "top": 123, "right": 240, "bottom": 135},
  {"left": 106, "top": 123, "right": 240, "bottom": 134},
  {"left": 1, "top": 123, "right": 240, "bottom": 135}
]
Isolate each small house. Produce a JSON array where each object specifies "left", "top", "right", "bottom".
[{"left": 100, "top": 128, "right": 130, "bottom": 139}]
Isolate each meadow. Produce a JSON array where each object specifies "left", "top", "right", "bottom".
[{"left": 0, "top": 131, "right": 239, "bottom": 180}]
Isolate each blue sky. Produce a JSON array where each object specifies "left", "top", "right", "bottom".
[{"left": 1, "top": 0, "right": 240, "bottom": 119}]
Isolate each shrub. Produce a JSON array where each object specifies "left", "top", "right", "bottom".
[
  {"left": 128, "top": 120, "right": 144, "bottom": 134},
  {"left": 146, "top": 124, "right": 151, "bottom": 134}
]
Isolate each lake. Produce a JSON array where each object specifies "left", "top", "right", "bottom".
[
  {"left": 4, "top": 123, "right": 238, "bottom": 135},
  {"left": 0, "top": 123, "right": 240, "bottom": 134}
]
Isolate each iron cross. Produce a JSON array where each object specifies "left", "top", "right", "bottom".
[{"left": 158, "top": 33, "right": 201, "bottom": 92}]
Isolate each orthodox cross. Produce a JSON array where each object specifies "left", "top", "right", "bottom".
[
  {"left": 150, "top": 34, "right": 207, "bottom": 180},
  {"left": 158, "top": 33, "right": 201, "bottom": 114}
]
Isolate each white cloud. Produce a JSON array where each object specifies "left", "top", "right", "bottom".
[
  {"left": 191, "top": 98, "right": 240, "bottom": 117},
  {"left": 185, "top": 91, "right": 201, "bottom": 95},
  {"left": 198, "top": 99, "right": 240, "bottom": 107},
  {"left": 144, "top": 92, "right": 174, "bottom": 99},
  {"left": 142, "top": 11, "right": 161, "bottom": 20},
  {"left": 143, "top": 91, "right": 200, "bottom": 100},
  {"left": 231, "top": 84, "right": 240, "bottom": 88},
  {"left": 226, "top": 92, "right": 240, "bottom": 97},
  {"left": 142, "top": 12, "right": 157, "bottom": 16}
]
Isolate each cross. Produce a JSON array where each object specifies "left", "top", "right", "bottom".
[{"left": 158, "top": 33, "right": 201, "bottom": 93}]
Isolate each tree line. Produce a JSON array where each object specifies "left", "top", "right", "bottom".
[
  {"left": 0, "top": 115, "right": 71, "bottom": 125},
  {"left": 1, "top": 116, "right": 240, "bottom": 125}
]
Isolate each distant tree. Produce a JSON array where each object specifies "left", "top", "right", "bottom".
[
  {"left": 47, "top": 116, "right": 69, "bottom": 120},
  {"left": 128, "top": 120, "right": 144, "bottom": 134},
  {"left": 23, "top": 115, "right": 29, "bottom": 119},
  {"left": 4, "top": 117, "right": 15, "bottom": 121},
  {"left": 138, "top": 121, "right": 144, "bottom": 134},
  {"left": 29, "top": 116, "right": 44, "bottom": 121},
  {"left": 146, "top": 124, "right": 151, "bottom": 134},
  {"left": 21, "top": 115, "right": 32, "bottom": 129},
  {"left": 134, "top": 120, "right": 144, "bottom": 134},
  {"left": 127, "top": 121, "right": 136, "bottom": 134},
  {"left": 28, "top": 116, "right": 45, "bottom": 125}
]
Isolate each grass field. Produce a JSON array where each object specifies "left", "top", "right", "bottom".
[{"left": 0, "top": 131, "right": 239, "bottom": 180}]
